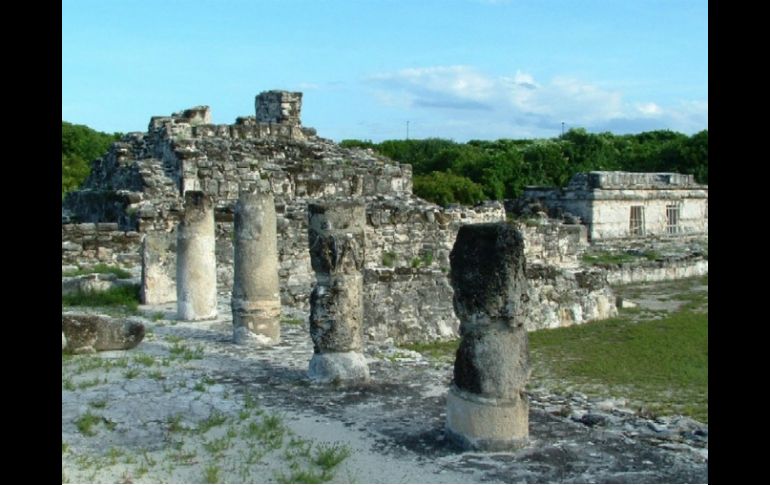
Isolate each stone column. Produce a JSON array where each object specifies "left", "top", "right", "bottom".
[
  {"left": 140, "top": 230, "right": 177, "bottom": 304},
  {"left": 446, "top": 223, "right": 530, "bottom": 450},
  {"left": 306, "top": 201, "right": 369, "bottom": 383},
  {"left": 232, "top": 182, "right": 281, "bottom": 345},
  {"left": 176, "top": 191, "right": 217, "bottom": 321}
]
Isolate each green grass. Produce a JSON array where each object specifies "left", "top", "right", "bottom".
[
  {"left": 63, "top": 263, "right": 132, "bottom": 279},
  {"left": 243, "top": 413, "right": 286, "bottom": 450},
  {"left": 75, "top": 411, "right": 102, "bottom": 436},
  {"left": 203, "top": 464, "right": 221, "bottom": 483},
  {"left": 381, "top": 252, "right": 396, "bottom": 267},
  {"left": 529, "top": 309, "right": 708, "bottom": 422},
  {"left": 400, "top": 339, "right": 460, "bottom": 363},
  {"left": 62, "top": 284, "right": 141, "bottom": 312},
  {"left": 281, "top": 317, "right": 305, "bottom": 326}
]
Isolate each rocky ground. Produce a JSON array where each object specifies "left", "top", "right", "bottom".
[{"left": 62, "top": 285, "right": 708, "bottom": 484}]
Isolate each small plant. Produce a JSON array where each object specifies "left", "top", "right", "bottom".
[
  {"left": 243, "top": 413, "right": 286, "bottom": 450},
  {"left": 151, "top": 311, "right": 165, "bottom": 321},
  {"left": 203, "top": 436, "right": 232, "bottom": 454},
  {"left": 193, "top": 381, "right": 208, "bottom": 392},
  {"left": 167, "top": 414, "right": 186, "bottom": 433},
  {"left": 381, "top": 252, "right": 397, "bottom": 267},
  {"left": 123, "top": 368, "right": 140, "bottom": 379},
  {"left": 133, "top": 354, "right": 156, "bottom": 367},
  {"left": 89, "top": 399, "right": 107, "bottom": 409},
  {"left": 313, "top": 442, "right": 351, "bottom": 471},
  {"left": 170, "top": 342, "right": 205, "bottom": 360},
  {"left": 148, "top": 370, "right": 165, "bottom": 380},
  {"left": 75, "top": 411, "right": 101, "bottom": 436},
  {"left": 203, "top": 464, "right": 221, "bottom": 483},
  {"left": 197, "top": 411, "right": 228, "bottom": 433},
  {"left": 62, "top": 441, "right": 69, "bottom": 453},
  {"left": 62, "top": 378, "right": 76, "bottom": 391}
]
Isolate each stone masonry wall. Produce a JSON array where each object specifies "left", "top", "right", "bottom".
[{"left": 62, "top": 223, "right": 143, "bottom": 274}]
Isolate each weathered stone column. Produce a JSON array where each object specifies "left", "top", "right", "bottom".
[
  {"left": 306, "top": 201, "right": 369, "bottom": 383},
  {"left": 446, "top": 223, "right": 530, "bottom": 450},
  {"left": 140, "top": 230, "right": 177, "bottom": 304},
  {"left": 232, "top": 182, "right": 281, "bottom": 345},
  {"left": 176, "top": 191, "right": 217, "bottom": 321}
]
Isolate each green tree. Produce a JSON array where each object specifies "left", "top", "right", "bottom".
[{"left": 61, "top": 121, "right": 122, "bottom": 197}]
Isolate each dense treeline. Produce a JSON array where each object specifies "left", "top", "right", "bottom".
[
  {"left": 62, "top": 121, "right": 122, "bottom": 197},
  {"left": 341, "top": 128, "right": 708, "bottom": 206}
]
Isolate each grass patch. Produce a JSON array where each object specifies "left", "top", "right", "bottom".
[
  {"left": 203, "top": 464, "right": 220, "bottom": 483},
  {"left": 529, "top": 308, "right": 708, "bottom": 422},
  {"left": 243, "top": 413, "right": 286, "bottom": 450},
  {"left": 197, "top": 411, "right": 228, "bottom": 433},
  {"left": 62, "top": 284, "right": 140, "bottom": 312},
  {"left": 400, "top": 339, "right": 460, "bottom": 363},
  {"left": 63, "top": 263, "right": 132, "bottom": 279},
  {"left": 169, "top": 342, "right": 205, "bottom": 360},
  {"left": 281, "top": 317, "right": 305, "bottom": 326},
  {"left": 133, "top": 354, "right": 156, "bottom": 367},
  {"left": 581, "top": 251, "right": 637, "bottom": 266},
  {"left": 75, "top": 411, "right": 102, "bottom": 436}
]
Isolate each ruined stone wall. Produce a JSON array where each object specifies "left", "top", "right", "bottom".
[
  {"left": 523, "top": 264, "right": 617, "bottom": 331},
  {"left": 61, "top": 223, "right": 143, "bottom": 274},
  {"left": 515, "top": 220, "right": 588, "bottom": 268}
]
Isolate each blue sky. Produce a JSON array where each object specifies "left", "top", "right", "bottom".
[{"left": 62, "top": 0, "right": 708, "bottom": 142}]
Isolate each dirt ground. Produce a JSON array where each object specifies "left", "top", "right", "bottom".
[{"left": 62, "top": 280, "right": 708, "bottom": 483}]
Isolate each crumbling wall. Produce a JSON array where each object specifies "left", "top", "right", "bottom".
[{"left": 61, "top": 223, "right": 143, "bottom": 272}]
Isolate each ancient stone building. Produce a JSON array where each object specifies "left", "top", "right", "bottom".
[
  {"left": 62, "top": 90, "right": 505, "bottom": 343},
  {"left": 519, "top": 171, "right": 708, "bottom": 241}
]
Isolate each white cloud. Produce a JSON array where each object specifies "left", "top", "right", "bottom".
[
  {"left": 367, "top": 65, "right": 707, "bottom": 138},
  {"left": 636, "top": 102, "right": 663, "bottom": 116}
]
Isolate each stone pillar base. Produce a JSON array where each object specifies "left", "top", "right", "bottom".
[
  {"left": 308, "top": 352, "right": 369, "bottom": 384},
  {"left": 232, "top": 300, "right": 280, "bottom": 346},
  {"left": 445, "top": 386, "right": 529, "bottom": 451},
  {"left": 233, "top": 325, "right": 280, "bottom": 346},
  {"left": 176, "top": 302, "right": 217, "bottom": 322}
]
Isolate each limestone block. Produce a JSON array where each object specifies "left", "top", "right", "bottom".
[{"left": 62, "top": 313, "right": 145, "bottom": 354}]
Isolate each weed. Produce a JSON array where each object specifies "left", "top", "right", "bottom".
[
  {"left": 78, "top": 377, "right": 103, "bottom": 389},
  {"left": 243, "top": 413, "right": 286, "bottom": 450},
  {"left": 89, "top": 399, "right": 107, "bottom": 409},
  {"left": 193, "top": 381, "right": 207, "bottom": 392},
  {"left": 170, "top": 343, "right": 205, "bottom": 360},
  {"left": 75, "top": 411, "right": 101, "bottom": 436},
  {"left": 133, "top": 353, "right": 156, "bottom": 367},
  {"left": 197, "top": 411, "right": 228, "bottom": 433},
  {"left": 203, "top": 464, "right": 221, "bottom": 483},
  {"left": 151, "top": 312, "right": 165, "bottom": 321},
  {"left": 203, "top": 436, "right": 231, "bottom": 454},
  {"left": 123, "top": 368, "right": 140, "bottom": 379},
  {"left": 313, "top": 442, "right": 351, "bottom": 470},
  {"left": 167, "top": 414, "right": 186, "bottom": 433},
  {"left": 149, "top": 370, "right": 165, "bottom": 380},
  {"left": 63, "top": 378, "right": 76, "bottom": 391},
  {"left": 62, "top": 442, "right": 69, "bottom": 453}
]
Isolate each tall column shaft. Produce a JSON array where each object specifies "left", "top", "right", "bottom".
[
  {"left": 446, "top": 223, "right": 530, "bottom": 450},
  {"left": 176, "top": 191, "right": 217, "bottom": 320},
  {"left": 306, "top": 201, "right": 369, "bottom": 383},
  {"left": 232, "top": 183, "right": 281, "bottom": 345}
]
